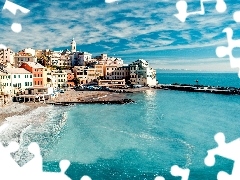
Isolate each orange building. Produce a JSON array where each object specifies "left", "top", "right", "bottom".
[
  {"left": 65, "top": 70, "right": 75, "bottom": 87},
  {"left": 20, "top": 62, "right": 46, "bottom": 88}
]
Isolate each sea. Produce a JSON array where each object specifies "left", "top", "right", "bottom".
[{"left": 2, "top": 72, "right": 240, "bottom": 180}]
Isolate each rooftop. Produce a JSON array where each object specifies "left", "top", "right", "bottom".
[
  {"left": 4, "top": 68, "right": 31, "bottom": 74},
  {"left": 22, "top": 62, "right": 45, "bottom": 68}
]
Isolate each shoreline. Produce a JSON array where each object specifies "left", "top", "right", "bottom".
[
  {"left": 0, "top": 87, "right": 152, "bottom": 132},
  {"left": 0, "top": 102, "right": 49, "bottom": 125}
]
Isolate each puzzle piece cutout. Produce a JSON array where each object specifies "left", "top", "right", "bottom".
[
  {"left": 2, "top": 0, "right": 30, "bottom": 33},
  {"left": 0, "top": 44, "right": 7, "bottom": 50},
  {"left": 233, "top": 11, "right": 240, "bottom": 23},
  {"left": 105, "top": 0, "right": 119, "bottom": 3},
  {"left": 174, "top": 0, "right": 227, "bottom": 22},
  {"left": 215, "top": 13, "right": 240, "bottom": 78},
  {"left": 154, "top": 165, "right": 190, "bottom": 180},
  {"left": 80, "top": 175, "right": 92, "bottom": 180},
  {"left": 0, "top": 140, "right": 94, "bottom": 180},
  {"left": 204, "top": 132, "right": 240, "bottom": 180}
]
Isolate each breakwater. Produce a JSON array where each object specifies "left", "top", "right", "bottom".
[
  {"left": 155, "top": 84, "right": 240, "bottom": 95},
  {"left": 47, "top": 99, "right": 134, "bottom": 106}
]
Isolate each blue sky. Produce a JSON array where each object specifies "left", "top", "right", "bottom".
[{"left": 0, "top": 0, "right": 240, "bottom": 72}]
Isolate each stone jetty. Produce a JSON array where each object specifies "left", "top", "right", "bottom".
[{"left": 155, "top": 84, "right": 240, "bottom": 95}]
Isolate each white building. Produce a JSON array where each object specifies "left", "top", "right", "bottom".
[
  {"left": 0, "top": 68, "right": 33, "bottom": 95},
  {"left": 20, "top": 48, "right": 36, "bottom": 56},
  {"left": 70, "top": 51, "right": 92, "bottom": 66},
  {"left": 0, "top": 48, "right": 14, "bottom": 65},
  {"left": 129, "top": 59, "right": 157, "bottom": 86},
  {"left": 50, "top": 70, "right": 68, "bottom": 89},
  {"left": 49, "top": 51, "right": 61, "bottom": 66}
]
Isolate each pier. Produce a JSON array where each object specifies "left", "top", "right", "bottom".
[{"left": 155, "top": 84, "right": 240, "bottom": 95}]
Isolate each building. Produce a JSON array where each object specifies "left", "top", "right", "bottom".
[
  {"left": 20, "top": 62, "right": 47, "bottom": 88},
  {"left": 51, "top": 70, "right": 67, "bottom": 89},
  {"left": 105, "top": 65, "right": 130, "bottom": 80},
  {"left": 19, "top": 48, "right": 36, "bottom": 56},
  {"left": 129, "top": 59, "right": 157, "bottom": 86},
  {"left": 73, "top": 66, "right": 88, "bottom": 84},
  {"left": 0, "top": 48, "right": 14, "bottom": 65},
  {"left": 14, "top": 52, "right": 37, "bottom": 68},
  {"left": 97, "top": 55, "right": 124, "bottom": 66},
  {"left": 49, "top": 51, "right": 61, "bottom": 67},
  {"left": 56, "top": 54, "right": 71, "bottom": 68},
  {"left": 0, "top": 68, "right": 33, "bottom": 95},
  {"left": 35, "top": 49, "right": 52, "bottom": 58},
  {"left": 65, "top": 70, "right": 75, "bottom": 87},
  {"left": 94, "top": 64, "right": 104, "bottom": 78}
]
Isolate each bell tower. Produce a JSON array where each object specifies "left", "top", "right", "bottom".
[{"left": 71, "top": 38, "right": 76, "bottom": 53}]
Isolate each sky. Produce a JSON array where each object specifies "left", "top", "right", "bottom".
[{"left": 0, "top": 0, "right": 240, "bottom": 72}]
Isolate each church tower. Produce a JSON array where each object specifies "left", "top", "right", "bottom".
[{"left": 71, "top": 38, "right": 76, "bottom": 53}]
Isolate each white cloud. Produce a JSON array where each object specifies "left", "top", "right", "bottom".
[{"left": 0, "top": 0, "right": 238, "bottom": 72}]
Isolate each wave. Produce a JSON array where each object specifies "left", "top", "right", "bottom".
[{"left": 0, "top": 105, "right": 69, "bottom": 166}]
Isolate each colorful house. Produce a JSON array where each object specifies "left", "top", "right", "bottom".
[{"left": 20, "top": 62, "right": 47, "bottom": 88}]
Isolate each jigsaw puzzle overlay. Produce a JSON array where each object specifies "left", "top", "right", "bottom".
[
  {"left": 0, "top": 0, "right": 238, "bottom": 179},
  {"left": 0, "top": 140, "right": 93, "bottom": 180},
  {"left": 1, "top": 132, "right": 238, "bottom": 179},
  {"left": 174, "top": 0, "right": 240, "bottom": 78},
  {"left": 204, "top": 132, "right": 240, "bottom": 180},
  {"left": 174, "top": 0, "right": 226, "bottom": 22},
  {"left": 2, "top": 0, "right": 30, "bottom": 33}
]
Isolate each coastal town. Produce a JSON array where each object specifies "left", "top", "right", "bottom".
[{"left": 0, "top": 38, "right": 158, "bottom": 106}]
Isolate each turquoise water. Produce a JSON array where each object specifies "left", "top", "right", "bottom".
[{"left": 16, "top": 73, "right": 240, "bottom": 179}]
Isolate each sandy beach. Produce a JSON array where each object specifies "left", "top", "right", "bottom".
[{"left": 51, "top": 87, "right": 152, "bottom": 103}]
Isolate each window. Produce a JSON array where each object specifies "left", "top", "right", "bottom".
[
  {"left": 18, "top": 75, "right": 20, "bottom": 78},
  {"left": 14, "top": 75, "right": 16, "bottom": 78},
  {"left": 25, "top": 82, "right": 27, "bottom": 86},
  {"left": 30, "top": 75, "right": 32, "bottom": 78},
  {"left": 30, "top": 82, "right": 32, "bottom": 86}
]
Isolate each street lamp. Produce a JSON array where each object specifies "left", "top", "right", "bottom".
[{"left": 195, "top": 80, "right": 199, "bottom": 87}]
